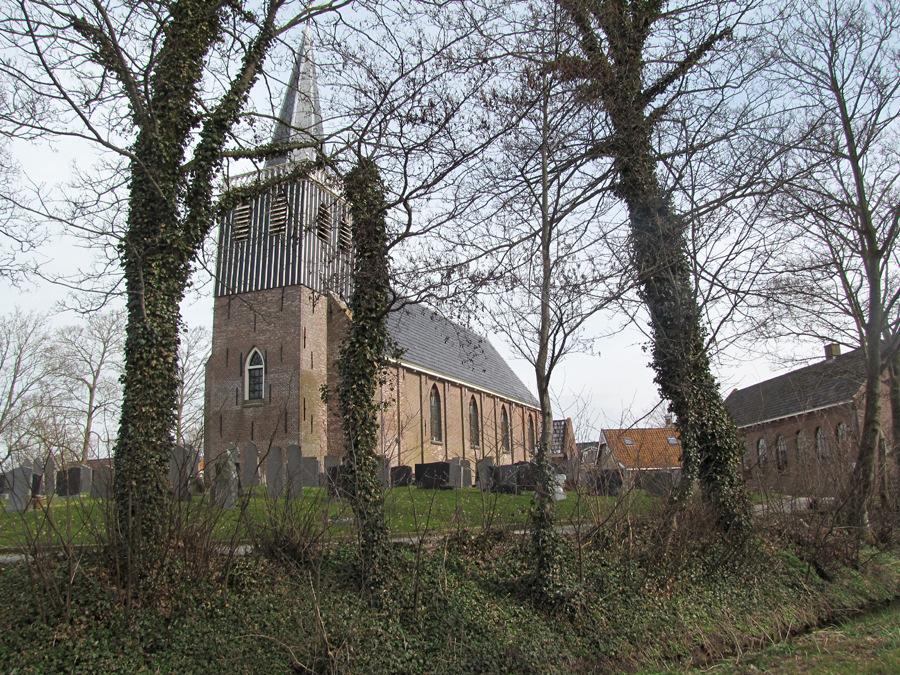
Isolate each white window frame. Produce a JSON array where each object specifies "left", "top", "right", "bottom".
[{"left": 245, "top": 348, "right": 265, "bottom": 401}]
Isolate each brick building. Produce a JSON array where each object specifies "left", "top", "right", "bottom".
[
  {"left": 724, "top": 344, "right": 895, "bottom": 496},
  {"left": 203, "top": 30, "right": 540, "bottom": 478}
]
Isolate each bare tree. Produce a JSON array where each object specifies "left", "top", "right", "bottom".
[
  {"left": 175, "top": 325, "right": 209, "bottom": 452},
  {"left": 0, "top": 310, "right": 52, "bottom": 468},
  {"left": 757, "top": 0, "right": 900, "bottom": 535},
  {"left": 0, "top": 0, "right": 350, "bottom": 588}
]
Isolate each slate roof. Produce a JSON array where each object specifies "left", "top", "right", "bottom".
[
  {"left": 385, "top": 303, "right": 539, "bottom": 407},
  {"left": 600, "top": 427, "right": 682, "bottom": 470},
  {"left": 724, "top": 348, "right": 866, "bottom": 428}
]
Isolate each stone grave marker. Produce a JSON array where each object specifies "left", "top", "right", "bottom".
[
  {"left": 475, "top": 457, "right": 495, "bottom": 491},
  {"left": 169, "top": 446, "right": 197, "bottom": 501},
  {"left": 239, "top": 442, "right": 259, "bottom": 492},
  {"left": 390, "top": 465, "right": 413, "bottom": 487},
  {"left": 266, "top": 446, "right": 285, "bottom": 499},
  {"left": 285, "top": 445, "right": 304, "bottom": 498},
  {"left": 3, "top": 466, "right": 32, "bottom": 512},
  {"left": 298, "top": 456, "right": 320, "bottom": 488},
  {"left": 448, "top": 458, "right": 472, "bottom": 489},
  {"left": 43, "top": 455, "right": 56, "bottom": 496},
  {"left": 212, "top": 449, "right": 238, "bottom": 509},
  {"left": 90, "top": 466, "right": 114, "bottom": 500},
  {"left": 378, "top": 456, "right": 391, "bottom": 487},
  {"left": 491, "top": 464, "right": 519, "bottom": 494},
  {"left": 66, "top": 465, "right": 92, "bottom": 497},
  {"left": 415, "top": 461, "right": 450, "bottom": 489}
]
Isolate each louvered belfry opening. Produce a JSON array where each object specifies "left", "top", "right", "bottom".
[
  {"left": 232, "top": 201, "right": 252, "bottom": 240},
  {"left": 269, "top": 190, "right": 289, "bottom": 235}
]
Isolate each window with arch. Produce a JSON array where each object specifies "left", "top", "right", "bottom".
[
  {"left": 796, "top": 430, "right": 808, "bottom": 456},
  {"left": 815, "top": 426, "right": 828, "bottom": 459},
  {"left": 429, "top": 385, "right": 443, "bottom": 443},
  {"left": 757, "top": 438, "right": 768, "bottom": 466},
  {"left": 528, "top": 416, "right": 536, "bottom": 453},
  {"left": 246, "top": 349, "right": 264, "bottom": 401},
  {"left": 500, "top": 406, "right": 511, "bottom": 454},
  {"left": 469, "top": 397, "right": 480, "bottom": 448},
  {"left": 776, "top": 434, "right": 788, "bottom": 471},
  {"left": 835, "top": 422, "right": 849, "bottom": 448}
]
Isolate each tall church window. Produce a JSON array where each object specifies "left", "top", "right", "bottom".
[
  {"left": 796, "top": 430, "right": 808, "bottom": 457},
  {"left": 338, "top": 216, "right": 352, "bottom": 252},
  {"left": 835, "top": 422, "right": 849, "bottom": 449},
  {"left": 429, "top": 385, "right": 442, "bottom": 443},
  {"left": 246, "top": 349, "right": 264, "bottom": 401},
  {"left": 316, "top": 204, "right": 331, "bottom": 242},
  {"left": 269, "top": 191, "right": 289, "bottom": 235},
  {"left": 776, "top": 434, "right": 788, "bottom": 471},
  {"left": 232, "top": 201, "right": 252, "bottom": 240},
  {"left": 756, "top": 438, "right": 768, "bottom": 466},
  {"left": 469, "top": 397, "right": 480, "bottom": 448},
  {"left": 501, "top": 406, "right": 511, "bottom": 454},
  {"left": 815, "top": 426, "right": 829, "bottom": 460},
  {"left": 528, "top": 416, "right": 536, "bottom": 453}
]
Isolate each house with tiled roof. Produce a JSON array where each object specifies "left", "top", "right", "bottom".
[
  {"left": 724, "top": 343, "right": 895, "bottom": 495},
  {"left": 204, "top": 31, "right": 540, "bottom": 479},
  {"left": 594, "top": 425, "right": 683, "bottom": 495}
]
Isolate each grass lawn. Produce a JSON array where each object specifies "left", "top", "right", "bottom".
[
  {"left": 0, "top": 486, "right": 655, "bottom": 549},
  {"left": 698, "top": 603, "right": 900, "bottom": 674}
]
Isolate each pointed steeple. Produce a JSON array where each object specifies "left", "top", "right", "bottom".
[{"left": 266, "top": 25, "right": 324, "bottom": 167}]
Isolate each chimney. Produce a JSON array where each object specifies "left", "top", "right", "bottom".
[{"left": 824, "top": 343, "right": 841, "bottom": 361}]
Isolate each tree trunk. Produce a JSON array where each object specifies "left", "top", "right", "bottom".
[
  {"left": 890, "top": 351, "right": 900, "bottom": 505},
  {"left": 615, "top": 127, "right": 750, "bottom": 536},
  {"left": 339, "top": 157, "right": 390, "bottom": 595}
]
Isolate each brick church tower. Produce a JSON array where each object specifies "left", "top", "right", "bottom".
[
  {"left": 204, "top": 28, "right": 352, "bottom": 469},
  {"left": 204, "top": 28, "right": 543, "bottom": 480}
]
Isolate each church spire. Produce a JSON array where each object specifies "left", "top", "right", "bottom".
[{"left": 266, "top": 24, "right": 323, "bottom": 167}]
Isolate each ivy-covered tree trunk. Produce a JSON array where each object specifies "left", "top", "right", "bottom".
[
  {"left": 559, "top": 0, "right": 750, "bottom": 536},
  {"left": 339, "top": 157, "right": 391, "bottom": 593}
]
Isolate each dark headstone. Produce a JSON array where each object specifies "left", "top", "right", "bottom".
[
  {"left": 90, "top": 466, "right": 114, "bottom": 500},
  {"left": 325, "top": 464, "right": 352, "bottom": 498},
  {"left": 514, "top": 462, "right": 537, "bottom": 492},
  {"left": 56, "top": 469, "right": 69, "bottom": 497},
  {"left": 476, "top": 457, "right": 494, "bottom": 491},
  {"left": 66, "top": 465, "right": 92, "bottom": 497},
  {"left": 3, "top": 467, "right": 32, "bottom": 511},
  {"left": 285, "top": 445, "right": 305, "bottom": 498},
  {"left": 415, "top": 462, "right": 450, "bottom": 489},
  {"left": 43, "top": 455, "right": 56, "bottom": 496},
  {"left": 169, "top": 446, "right": 198, "bottom": 500},
  {"left": 491, "top": 464, "right": 519, "bottom": 494},
  {"left": 30, "top": 472, "right": 43, "bottom": 498},
  {"left": 298, "top": 456, "right": 320, "bottom": 488},
  {"left": 390, "top": 465, "right": 413, "bottom": 487},
  {"left": 240, "top": 442, "right": 259, "bottom": 491},
  {"left": 266, "top": 446, "right": 285, "bottom": 499}
]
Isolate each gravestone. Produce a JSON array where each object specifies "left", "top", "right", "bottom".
[
  {"left": 552, "top": 473, "right": 566, "bottom": 501},
  {"left": 448, "top": 458, "right": 472, "bottom": 489},
  {"left": 66, "top": 465, "right": 92, "bottom": 497},
  {"left": 491, "top": 464, "right": 519, "bottom": 494},
  {"left": 390, "top": 465, "right": 413, "bottom": 487},
  {"left": 239, "top": 443, "right": 259, "bottom": 492},
  {"left": 43, "top": 455, "right": 56, "bottom": 496},
  {"left": 514, "top": 461, "right": 537, "bottom": 492},
  {"left": 30, "top": 472, "right": 43, "bottom": 499},
  {"left": 415, "top": 461, "right": 450, "bottom": 489},
  {"left": 169, "top": 446, "right": 198, "bottom": 501},
  {"left": 378, "top": 456, "right": 391, "bottom": 487},
  {"left": 285, "top": 445, "right": 307, "bottom": 498},
  {"left": 322, "top": 455, "right": 340, "bottom": 487},
  {"left": 3, "top": 466, "right": 32, "bottom": 512},
  {"left": 266, "top": 446, "right": 285, "bottom": 499},
  {"left": 212, "top": 449, "right": 238, "bottom": 509},
  {"left": 476, "top": 458, "right": 494, "bottom": 491},
  {"left": 90, "top": 466, "right": 114, "bottom": 500},
  {"left": 56, "top": 469, "right": 69, "bottom": 497}
]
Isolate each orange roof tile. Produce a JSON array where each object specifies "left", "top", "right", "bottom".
[{"left": 601, "top": 427, "right": 682, "bottom": 469}]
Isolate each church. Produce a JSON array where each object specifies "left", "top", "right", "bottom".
[{"left": 203, "top": 30, "right": 540, "bottom": 479}]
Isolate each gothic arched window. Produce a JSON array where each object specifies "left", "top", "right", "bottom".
[
  {"left": 430, "top": 385, "right": 443, "bottom": 443},
  {"left": 528, "top": 416, "right": 536, "bottom": 453},
  {"left": 757, "top": 437, "right": 768, "bottom": 466},
  {"left": 796, "top": 430, "right": 808, "bottom": 456},
  {"left": 776, "top": 434, "right": 788, "bottom": 471},
  {"left": 815, "top": 426, "right": 828, "bottom": 460},
  {"left": 469, "top": 397, "right": 480, "bottom": 449},
  {"left": 835, "top": 422, "right": 849, "bottom": 448},
  {"left": 246, "top": 349, "right": 264, "bottom": 401},
  {"left": 501, "top": 406, "right": 511, "bottom": 454}
]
